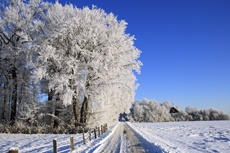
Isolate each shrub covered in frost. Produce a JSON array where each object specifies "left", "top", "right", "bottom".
[
  {"left": 0, "top": 120, "right": 90, "bottom": 134},
  {"left": 127, "top": 98, "right": 177, "bottom": 122}
]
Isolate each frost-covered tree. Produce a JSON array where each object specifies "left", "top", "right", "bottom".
[
  {"left": 32, "top": 2, "right": 85, "bottom": 126},
  {"left": 128, "top": 98, "right": 174, "bottom": 122},
  {"left": 0, "top": 0, "right": 48, "bottom": 124},
  {"left": 33, "top": 2, "right": 142, "bottom": 127}
]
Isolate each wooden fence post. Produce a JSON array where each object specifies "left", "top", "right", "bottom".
[
  {"left": 101, "top": 125, "right": 103, "bottom": 134},
  {"left": 89, "top": 129, "right": 91, "bottom": 141},
  {"left": 94, "top": 128, "right": 97, "bottom": 139},
  {"left": 83, "top": 132, "right": 86, "bottom": 144},
  {"left": 9, "top": 126, "right": 11, "bottom": 134},
  {"left": 98, "top": 127, "right": 100, "bottom": 137},
  {"left": 53, "top": 139, "right": 57, "bottom": 153},
  {"left": 70, "top": 136, "right": 74, "bottom": 151},
  {"left": 8, "top": 148, "right": 19, "bottom": 153}
]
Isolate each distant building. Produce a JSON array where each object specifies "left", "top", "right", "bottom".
[{"left": 170, "top": 107, "right": 179, "bottom": 113}]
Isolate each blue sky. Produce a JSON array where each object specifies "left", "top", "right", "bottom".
[{"left": 50, "top": 0, "right": 230, "bottom": 114}]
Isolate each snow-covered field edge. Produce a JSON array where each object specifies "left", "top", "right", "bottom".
[{"left": 127, "top": 121, "right": 230, "bottom": 153}]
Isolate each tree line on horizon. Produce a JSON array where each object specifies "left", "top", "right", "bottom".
[{"left": 128, "top": 98, "right": 230, "bottom": 122}]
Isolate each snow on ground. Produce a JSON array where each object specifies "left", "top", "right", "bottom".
[
  {"left": 0, "top": 124, "right": 119, "bottom": 153},
  {"left": 128, "top": 121, "right": 230, "bottom": 153},
  {"left": 1, "top": 121, "right": 230, "bottom": 153}
]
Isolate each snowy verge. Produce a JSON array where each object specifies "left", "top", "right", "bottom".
[
  {"left": 0, "top": 123, "right": 119, "bottom": 153},
  {"left": 73, "top": 122, "right": 120, "bottom": 153},
  {"left": 88, "top": 123, "right": 120, "bottom": 153}
]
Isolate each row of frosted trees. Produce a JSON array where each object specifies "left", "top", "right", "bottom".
[
  {"left": 0, "top": 0, "right": 142, "bottom": 129},
  {"left": 128, "top": 98, "right": 230, "bottom": 122}
]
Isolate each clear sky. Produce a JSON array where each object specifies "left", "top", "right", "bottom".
[{"left": 50, "top": 0, "right": 230, "bottom": 114}]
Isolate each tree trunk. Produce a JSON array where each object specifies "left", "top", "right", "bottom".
[
  {"left": 18, "top": 68, "right": 26, "bottom": 108},
  {"left": 48, "top": 89, "right": 53, "bottom": 126},
  {"left": 53, "top": 105, "right": 59, "bottom": 128},
  {"left": 53, "top": 93, "right": 60, "bottom": 128},
  {"left": 10, "top": 66, "right": 17, "bottom": 125},
  {"left": 2, "top": 78, "right": 9, "bottom": 124},
  {"left": 73, "top": 96, "right": 80, "bottom": 125},
  {"left": 80, "top": 96, "right": 88, "bottom": 124},
  {"left": 8, "top": 86, "right": 12, "bottom": 122},
  {"left": 80, "top": 75, "right": 90, "bottom": 124},
  {"left": 69, "top": 68, "right": 80, "bottom": 126}
]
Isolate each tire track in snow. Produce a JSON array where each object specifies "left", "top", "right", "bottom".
[
  {"left": 123, "top": 123, "right": 145, "bottom": 153},
  {"left": 93, "top": 121, "right": 164, "bottom": 153},
  {"left": 127, "top": 122, "right": 169, "bottom": 153},
  {"left": 93, "top": 122, "right": 128, "bottom": 153}
]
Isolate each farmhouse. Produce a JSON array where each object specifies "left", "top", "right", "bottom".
[{"left": 170, "top": 107, "right": 179, "bottom": 113}]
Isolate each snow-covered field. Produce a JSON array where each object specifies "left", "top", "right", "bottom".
[
  {"left": 1, "top": 121, "right": 230, "bottom": 153},
  {"left": 128, "top": 121, "right": 230, "bottom": 153}
]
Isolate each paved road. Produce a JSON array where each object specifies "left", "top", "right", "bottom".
[
  {"left": 94, "top": 122, "right": 145, "bottom": 153},
  {"left": 124, "top": 123, "right": 146, "bottom": 153}
]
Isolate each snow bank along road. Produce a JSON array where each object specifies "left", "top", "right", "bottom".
[{"left": 0, "top": 121, "right": 230, "bottom": 152}]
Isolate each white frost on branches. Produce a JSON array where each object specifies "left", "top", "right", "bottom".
[{"left": 32, "top": 2, "right": 142, "bottom": 127}]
